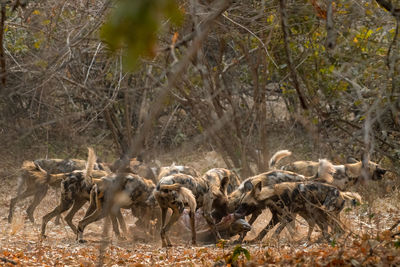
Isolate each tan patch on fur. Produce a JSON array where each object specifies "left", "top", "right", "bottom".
[
  {"left": 344, "top": 162, "right": 362, "bottom": 177},
  {"left": 289, "top": 161, "right": 319, "bottom": 176},
  {"left": 178, "top": 187, "right": 197, "bottom": 213},
  {"left": 257, "top": 187, "right": 275, "bottom": 201},
  {"left": 341, "top": 191, "right": 363, "bottom": 204},
  {"left": 85, "top": 147, "right": 96, "bottom": 183},
  {"left": 274, "top": 182, "right": 297, "bottom": 196},
  {"left": 317, "top": 159, "right": 336, "bottom": 184},
  {"left": 159, "top": 183, "right": 181, "bottom": 191}
]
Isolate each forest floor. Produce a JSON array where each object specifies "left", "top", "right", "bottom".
[{"left": 1, "top": 151, "right": 400, "bottom": 266}]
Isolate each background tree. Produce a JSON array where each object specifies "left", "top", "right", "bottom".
[{"left": 0, "top": 0, "right": 398, "bottom": 176}]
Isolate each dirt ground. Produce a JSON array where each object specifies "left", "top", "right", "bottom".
[{"left": 1, "top": 157, "right": 400, "bottom": 266}]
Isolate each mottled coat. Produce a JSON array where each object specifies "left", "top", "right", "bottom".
[
  {"left": 154, "top": 173, "right": 229, "bottom": 247},
  {"left": 235, "top": 181, "right": 359, "bottom": 242},
  {"left": 76, "top": 173, "right": 156, "bottom": 242},
  {"left": 269, "top": 150, "right": 387, "bottom": 190}
]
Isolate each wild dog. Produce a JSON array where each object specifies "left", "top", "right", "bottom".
[
  {"left": 154, "top": 173, "right": 230, "bottom": 247},
  {"left": 269, "top": 150, "right": 387, "bottom": 190},
  {"left": 226, "top": 159, "right": 336, "bottom": 242},
  {"left": 8, "top": 156, "right": 107, "bottom": 224},
  {"left": 204, "top": 168, "right": 241, "bottom": 194},
  {"left": 75, "top": 173, "right": 156, "bottom": 243},
  {"left": 157, "top": 163, "right": 200, "bottom": 181},
  {"left": 235, "top": 181, "right": 356, "bottom": 242},
  {"left": 110, "top": 156, "right": 158, "bottom": 184},
  {"left": 40, "top": 148, "right": 112, "bottom": 238},
  {"left": 34, "top": 158, "right": 108, "bottom": 173}
]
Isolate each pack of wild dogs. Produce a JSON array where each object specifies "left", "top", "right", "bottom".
[{"left": 8, "top": 148, "right": 388, "bottom": 247}]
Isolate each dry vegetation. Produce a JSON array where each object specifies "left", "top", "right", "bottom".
[
  {"left": 0, "top": 148, "right": 400, "bottom": 266},
  {"left": 0, "top": 0, "right": 400, "bottom": 266}
]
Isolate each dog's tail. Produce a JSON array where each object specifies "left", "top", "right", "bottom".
[
  {"left": 85, "top": 147, "right": 96, "bottom": 184},
  {"left": 340, "top": 191, "right": 363, "bottom": 205},
  {"left": 33, "top": 161, "right": 47, "bottom": 175},
  {"left": 316, "top": 159, "right": 336, "bottom": 183},
  {"left": 269, "top": 150, "right": 292, "bottom": 169}
]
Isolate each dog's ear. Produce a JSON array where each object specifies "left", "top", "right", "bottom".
[
  {"left": 243, "top": 180, "right": 254, "bottom": 192},
  {"left": 252, "top": 181, "right": 262, "bottom": 197},
  {"left": 220, "top": 176, "right": 230, "bottom": 195},
  {"left": 346, "top": 156, "right": 359, "bottom": 164}
]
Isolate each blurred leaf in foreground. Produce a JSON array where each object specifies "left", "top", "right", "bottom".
[{"left": 101, "top": 0, "right": 183, "bottom": 69}]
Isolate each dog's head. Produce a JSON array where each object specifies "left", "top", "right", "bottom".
[
  {"left": 360, "top": 154, "right": 387, "bottom": 181},
  {"left": 367, "top": 161, "right": 387, "bottom": 181},
  {"left": 234, "top": 182, "right": 275, "bottom": 219},
  {"left": 210, "top": 176, "right": 230, "bottom": 222},
  {"left": 345, "top": 155, "right": 387, "bottom": 181}
]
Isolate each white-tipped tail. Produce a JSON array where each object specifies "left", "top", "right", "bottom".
[
  {"left": 269, "top": 150, "right": 292, "bottom": 169},
  {"left": 179, "top": 187, "right": 197, "bottom": 213},
  {"left": 85, "top": 147, "right": 96, "bottom": 184},
  {"left": 341, "top": 191, "right": 363, "bottom": 204},
  {"left": 33, "top": 162, "right": 47, "bottom": 175},
  {"left": 317, "top": 159, "right": 336, "bottom": 183}
]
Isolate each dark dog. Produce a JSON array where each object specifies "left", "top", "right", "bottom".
[
  {"left": 235, "top": 181, "right": 358, "bottom": 242},
  {"left": 75, "top": 172, "right": 156, "bottom": 243},
  {"left": 226, "top": 159, "right": 337, "bottom": 242},
  {"left": 157, "top": 163, "right": 200, "bottom": 181},
  {"left": 40, "top": 148, "right": 112, "bottom": 238},
  {"left": 110, "top": 156, "right": 158, "bottom": 184},
  {"left": 269, "top": 150, "right": 387, "bottom": 190},
  {"left": 8, "top": 154, "right": 107, "bottom": 224},
  {"left": 203, "top": 168, "right": 241, "bottom": 194},
  {"left": 154, "top": 172, "right": 230, "bottom": 247}
]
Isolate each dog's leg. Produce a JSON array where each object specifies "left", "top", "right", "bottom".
[
  {"left": 76, "top": 202, "right": 106, "bottom": 243},
  {"left": 202, "top": 199, "right": 221, "bottom": 241},
  {"left": 316, "top": 219, "right": 331, "bottom": 242},
  {"left": 116, "top": 209, "right": 128, "bottom": 236},
  {"left": 41, "top": 198, "right": 73, "bottom": 238},
  {"left": 110, "top": 213, "right": 125, "bottom": 241},
  {"left": 251, "top": 211, "right": 281, "bottom": 242},
  {"left": 234, "top": 209, "right": 262, "bottom": 244},
  {"left": 8, "top": 185, "right": 36, "bottom": 223},
  {"left": 54, "top": 187, "right": 61, "bottom": 225},
  {"left": 160, "top": 207, "right": 182, "bottom": 247},
  {"left": 306, "top": 219, "right": 316, "bottom": 241},
  {"left": 64, "top": 198, "right": 87, "bottom": 234},
  {"left": 160, "top": 207, "right": 168, "bottom": 247},
  {"left": 272, "top": 213, "right": 295, "bottom": 238},
  {"left": 189, "top": 210, "right": 196, "bottom": 245},
  {"left": 26, "top": 185, "right": 48, "bottom": 223}
]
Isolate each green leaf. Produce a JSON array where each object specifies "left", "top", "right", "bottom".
[
  {"left": 101, "top": 0, "right": 183, "bottom": 70},
  {"left": 231, "top": 245, "right": 251, "bottom": 262}
]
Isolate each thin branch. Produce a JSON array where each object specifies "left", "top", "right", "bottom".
[
  {"left": 325, "top": 0, "right": 336, "bottom": 49},
  {"left": 279, "top": 0, "right": 308, "bottom": 110},
  {"left": 222, "top": 13, "right": 279, "bottom": 69}
]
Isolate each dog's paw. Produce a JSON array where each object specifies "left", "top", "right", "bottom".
[{"left": 78, "top": 239, "right": 87, "bottom": 244}]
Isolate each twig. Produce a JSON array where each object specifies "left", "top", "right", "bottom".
[
  {"left": 84, "top": 42, "right": 102, "bottom": 85},
  {"left": 279, "top": 0, "right": 308, "bottom": 110},
  {"left": 221, "top": 13, "right": 279, "bottom": 69}
]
